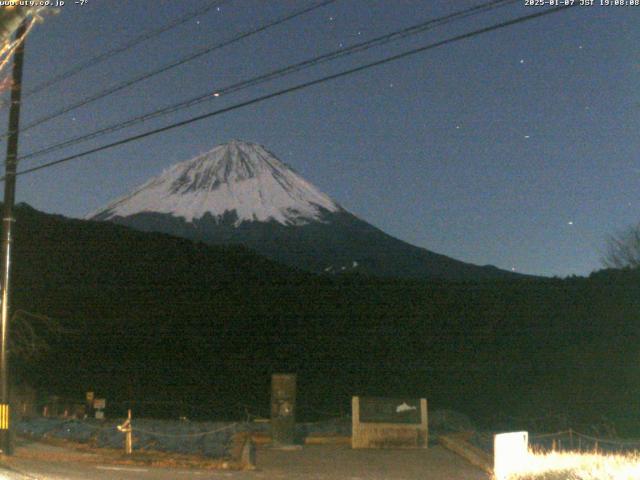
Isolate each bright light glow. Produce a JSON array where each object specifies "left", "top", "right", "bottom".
[
  {"left": 508, "top": 450, "right": 640, "bottom": 480},
  {"left": 0, "top": 16, "right": 38, "bottom": 75},
  {"left": 494, "top": 431, "right": 529, "bottom": 480}
]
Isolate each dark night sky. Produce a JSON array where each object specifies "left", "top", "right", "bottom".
[{"left": 1, "top": 0, "right": 638, "bottom": 277}]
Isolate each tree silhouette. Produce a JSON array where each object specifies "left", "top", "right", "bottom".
[
  {"left": 10, "top": 310, "right": 67, "bottom": 361},
  {"left": 603, "top": 224, "right": 640, "bottom": 269}
]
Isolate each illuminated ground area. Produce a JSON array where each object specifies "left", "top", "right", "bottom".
[
  {"left": 0, "top": 441, "right": 490, "bottom": 480},
  {"left": 507, "top": 450, "right": 640, "bottom": 480}
]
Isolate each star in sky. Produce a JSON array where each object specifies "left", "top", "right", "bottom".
[{"left": 15, "top": 0, "right": 638, "bottom": 278}]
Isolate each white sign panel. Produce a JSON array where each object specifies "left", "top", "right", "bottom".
[{"left": 494, "top": 431, "right": 528, "bottom": 480}]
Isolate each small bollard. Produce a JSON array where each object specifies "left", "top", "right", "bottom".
[{"left": 117, "top": 409, "right": 133, "bottom": 455}]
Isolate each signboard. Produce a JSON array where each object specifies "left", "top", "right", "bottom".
[
  {"left": 93, "top": 398, "right": 106, "bottom": 410},
  {"left": 352, "top": 396, "right": 428, "bottom": 449},
  {"left": 85, "top": 391, "right": 94, "bottom": 403},
  {"left": 359, "top": 397, "right": 421, "bottom": 424}
]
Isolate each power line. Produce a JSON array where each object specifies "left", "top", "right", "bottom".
[
  {"left": 9, "top": 0, "right": 337, "bottom": 138},
  {"left": 7, "top": 5, "right": 577, "bottom": 181},
  {"left": 19, "top": 0, "right": 229, "bottom": 99},
  {"left": 20, "top": 0, "right": 518, "bottom": 162}
]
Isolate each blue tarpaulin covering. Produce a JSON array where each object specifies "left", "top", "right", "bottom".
[{"left": 16, "top": 417, "right": 351, "bottom": 458}]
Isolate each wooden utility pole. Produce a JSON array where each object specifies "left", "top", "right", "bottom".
[{"left": 0, "top": 19, "right": 28, "bottom": 456}]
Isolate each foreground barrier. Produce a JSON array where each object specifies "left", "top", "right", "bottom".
[{"left": 439, "top": 432, "right": 493, "bottom": 474}]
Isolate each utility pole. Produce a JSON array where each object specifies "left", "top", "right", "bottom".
[{"left": 0, "top": 20, "right": 28, "bottom": 456}]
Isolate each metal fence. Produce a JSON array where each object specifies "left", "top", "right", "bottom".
[{"left": 530, "top": 429, "right": 640, "bottom": 454}]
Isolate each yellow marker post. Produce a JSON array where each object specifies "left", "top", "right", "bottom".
[{"left": 0, "top": 404, "right": 9, "bottom": 430}]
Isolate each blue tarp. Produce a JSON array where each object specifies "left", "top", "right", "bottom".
[{"left": 16, "top": 416, "right": 351, "bottom": 458}]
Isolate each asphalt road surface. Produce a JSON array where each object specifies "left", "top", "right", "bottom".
[{"left": 0, "top": 441, "right": 490, "bottom": 479}]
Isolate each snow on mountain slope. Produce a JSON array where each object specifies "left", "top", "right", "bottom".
[
  {"left": 90, "top": 139, "right": 526, "bottom": 280},
  {"left": 89, "top": 140, "right": 341, "bottom": 226}
]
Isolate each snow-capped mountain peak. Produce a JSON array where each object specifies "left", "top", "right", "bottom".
[
  {"left": 89, "top": 140, "right": 523, "bottom": 280},
  {"left": 89, "top": 140, "right": 341, "bottom": 226}
]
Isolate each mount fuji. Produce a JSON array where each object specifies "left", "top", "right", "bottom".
[{"left": 89, "top": 140, "right": 519, "bottom": 280}]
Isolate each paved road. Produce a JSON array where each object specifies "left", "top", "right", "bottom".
[
  {"left": 1, "top": 459, "right": 239, "bottom": 479},
  {"left": 1, "top": 442, "right": 489, "bottom": 479}
]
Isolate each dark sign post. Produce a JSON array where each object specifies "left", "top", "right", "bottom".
[{"left": 270, "top": 373, "right": 296, "bottom": 446}]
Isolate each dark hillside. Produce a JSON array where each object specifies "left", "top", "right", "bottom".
[{"left": 5, "top": 205, "right": 640, "bottom": 432}]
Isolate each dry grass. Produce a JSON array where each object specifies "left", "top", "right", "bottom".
[{"left": 506, "top": 450, "right": 640, "bottom": 480}]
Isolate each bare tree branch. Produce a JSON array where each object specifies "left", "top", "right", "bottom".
[
  {"left": 10, "top": 309, "right": 71, "bottom": 360},
  {"left": 603, "top": 224, "right": 640, "bottom": 269}
]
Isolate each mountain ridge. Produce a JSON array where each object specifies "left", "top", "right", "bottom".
[{"left": 90, "top": 140, "right": 527, "bottom": 280}]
